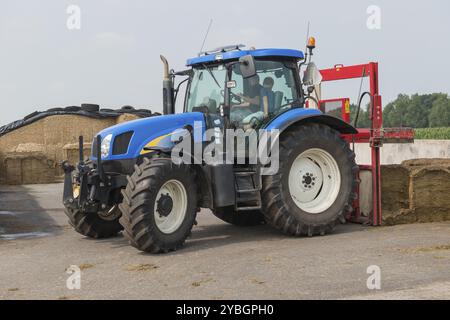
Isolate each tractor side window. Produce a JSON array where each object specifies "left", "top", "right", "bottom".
[
  {"left": 229, "top": 60, "right": 298, "bottom": 129},
  {"left": 187, "top": 66, "right": 226, "bottom": 114},
  {"left": 271, "top": 66, "right": 297, "bottom": 111}
]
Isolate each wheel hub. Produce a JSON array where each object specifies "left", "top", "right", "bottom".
[
  {"left": 154, "top": 179, "right": 188, "bottom": 234},
  {"left": 289, "top": 148, "right": 341, "bottom": 214},
  {"left": 302, "top": 173, "right": 316, "bottom": 188},
  {"left": 98, "top": 204, "right": 121, "bottom": 221},
  {"left": 157, "top": 193, "right": 173, "bottom": 217}
]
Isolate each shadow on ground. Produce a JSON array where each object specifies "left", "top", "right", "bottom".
[
  {"left": 0, "top": 185, "right": 62, "bottom": 240},
  {"left": 91, "top": 215, "right": 368, "bottom": 255},
  {"left": 0, "top": 183, "right": 368, "bottom": 253}
]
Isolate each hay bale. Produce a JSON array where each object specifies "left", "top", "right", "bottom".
[
  {"left": 0, "top": 110, "right": 150, "bottom": 184},
  {"left": 402, "top": 158, "right": 450, "bottom": 168},
  {"left": 381, "top": 160, "right": 450, "bottom": 225},
  {"left": 382, "top": 208, "right": 416, "bottom": 226},
  {"left": 4, "top": 152, "right": 56, "bottom": 185},
  {"left": 410, "top": 166, "right": 450, "bottom": 223},
  {"left": 4, "top": 155, "right": 23, "bottom": 185},
  {"left": 63, "top": 143, "right": 92, "bottom": 166},
  {"left": 116, "top": 113, "right": 141, "bottom": 124},
  {"left": 12, "top": 143, "right": 45, "bottom": 153},
  {"left": 0, "top": 115, "right": 116, "bottom": 184},
  {"left": 381, "top": 164, "right": 414, "bottom": 224}
]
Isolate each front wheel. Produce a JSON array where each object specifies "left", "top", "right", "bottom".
[
  {"left": 119, "top": 158, "right": 198, "bottom": 253},
  {"left": 64, "top": 206, "right": 123, "bottom": 239},
  {"left": 261, "top": 123, "right": 358, "bottom": 236}
]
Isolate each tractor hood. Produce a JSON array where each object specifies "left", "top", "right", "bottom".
[{"left": 92, "top": 112, "right": 206, "bottom": 161}]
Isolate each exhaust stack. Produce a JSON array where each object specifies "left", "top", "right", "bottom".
[{"left": 160, "top": 55, "right": 174, "bottom": 115}]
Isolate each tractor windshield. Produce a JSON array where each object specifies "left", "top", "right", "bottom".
[{"left": 186, "top": 65, "right": 226, "bottom": 114}]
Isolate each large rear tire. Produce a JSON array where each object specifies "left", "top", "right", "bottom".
[
  {"left": 213, "top": 207, "right": 265, "bottom": 226},
  {"left": 119, "top": 158, "right": 198, "bottom": 253},
  {"left": 261, "top": 123, "right": 357, "bottom": 236},
  {"left": 64, "top": 207, "right": 123, "bottom": 239}
]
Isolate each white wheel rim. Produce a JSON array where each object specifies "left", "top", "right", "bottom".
[
  {"left": 154, "top": 179, "right": 188, "bottom": 234},
  {"left": 288, "top": 148, "right": 341, "bottom": 214}
]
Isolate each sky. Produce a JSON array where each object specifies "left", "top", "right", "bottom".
[{"left": 1, "top": 0, "right": 449, "bottom": 126}]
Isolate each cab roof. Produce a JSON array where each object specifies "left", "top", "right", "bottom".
[{"left": 186, "top": 48, "right": 304, "bottom": 66}]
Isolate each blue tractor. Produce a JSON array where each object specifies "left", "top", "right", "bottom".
[{"left": 62, "top": 40, "right": 358, "bottom": 253}]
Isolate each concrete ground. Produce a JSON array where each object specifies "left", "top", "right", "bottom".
[{"left": 0, "top": 183, "right": 449, "bottom": 300}]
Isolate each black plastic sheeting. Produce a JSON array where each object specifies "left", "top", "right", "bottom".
[{"left": 0, "top": 105, "right": 161, "bottom": 137}]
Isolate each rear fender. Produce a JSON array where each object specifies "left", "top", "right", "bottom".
[
  {"left": 259, "top": 109, "right": 357, "bottom": 166},
  {"left": 264, "top": 108, "right": 357, "bottom": 134}
]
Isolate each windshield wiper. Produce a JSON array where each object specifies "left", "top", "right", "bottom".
[{"left": 202, "top": 64, "right": 221, "bottom": 89}]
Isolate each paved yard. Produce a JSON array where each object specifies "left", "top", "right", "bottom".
[{"left": 0, "top": 183, "right": 449, "bottom": 300}]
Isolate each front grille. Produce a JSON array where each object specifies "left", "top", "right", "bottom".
[{"left": 112, "top": 131, "right": 133, "bottom": 155}]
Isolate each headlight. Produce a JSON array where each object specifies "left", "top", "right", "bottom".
[{"left": 100, "top": 134, "right": 112, "bottom": 158}]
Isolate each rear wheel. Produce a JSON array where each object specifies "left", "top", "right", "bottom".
[
  {"left": 119, "top": 158, "right": 198, "bottom": 253},
  {"left": 213, "top": 207, "right": 265, "bottom": 226},
  {"left": 64, "top": 206, "right": 123, "bottom": 239},
  {"left": 261, "top": 123, "right": 357, "bottom": 236}
]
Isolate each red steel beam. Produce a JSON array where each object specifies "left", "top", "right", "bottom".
[
  {"left": 319, "top": 62, "right": 382, "bottom": 226},
  {"left": 320, "top": 63, "right": 371, "bottom": 82}
]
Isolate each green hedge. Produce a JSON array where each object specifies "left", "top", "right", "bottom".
[{"left": 414, "top": 127, "right": 450, "bottom": 140}]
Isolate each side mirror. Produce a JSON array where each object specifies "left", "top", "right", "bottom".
[
  {"left": 239, "top": 55, "right": 256, "bottom": 79},
  {"left": 303, "top": 62, "right": 322, "bottom": 86}
]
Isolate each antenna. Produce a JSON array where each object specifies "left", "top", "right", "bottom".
[
  {"left": 299, "top": 21, "right": 310, "bottom": 69},
  {"left": 199, "top": 19, "right": 213, "bottom": 56},
  {"left": 304, "top": 21, "right": 311, "bottom": 62},
  {"left": 305, "top": 21, "right": 310, "bottom": 49}
]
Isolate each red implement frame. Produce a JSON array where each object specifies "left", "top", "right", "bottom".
[
  {"left": 318, "top": 98, "right": 351, "bottom": 123},
  {"left": 317, "top": 62, "right": 413, "bottom": 226}
]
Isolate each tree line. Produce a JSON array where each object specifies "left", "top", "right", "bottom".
[{"left": 346, "top": 93, "right": 450, "bottom": 128}]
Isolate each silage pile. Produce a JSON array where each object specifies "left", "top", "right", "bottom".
[
  {"left": 0, "top": 106, "right": 157, "bottom": 184},
  {"left": 381, "top": 159, "right": 450, "bottom": 224}
]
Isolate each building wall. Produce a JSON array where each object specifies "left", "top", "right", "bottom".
[{"left": 354, "top": 140, "right": 450, "bottom": 165}]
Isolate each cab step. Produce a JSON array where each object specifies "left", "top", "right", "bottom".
[{"left": 234, "top": 168, "right": 262, "bottom": 211}]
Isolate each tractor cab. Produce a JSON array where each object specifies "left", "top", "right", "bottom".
[{"left": 182, "top": 47, "right": 307, "bottom": 130}]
